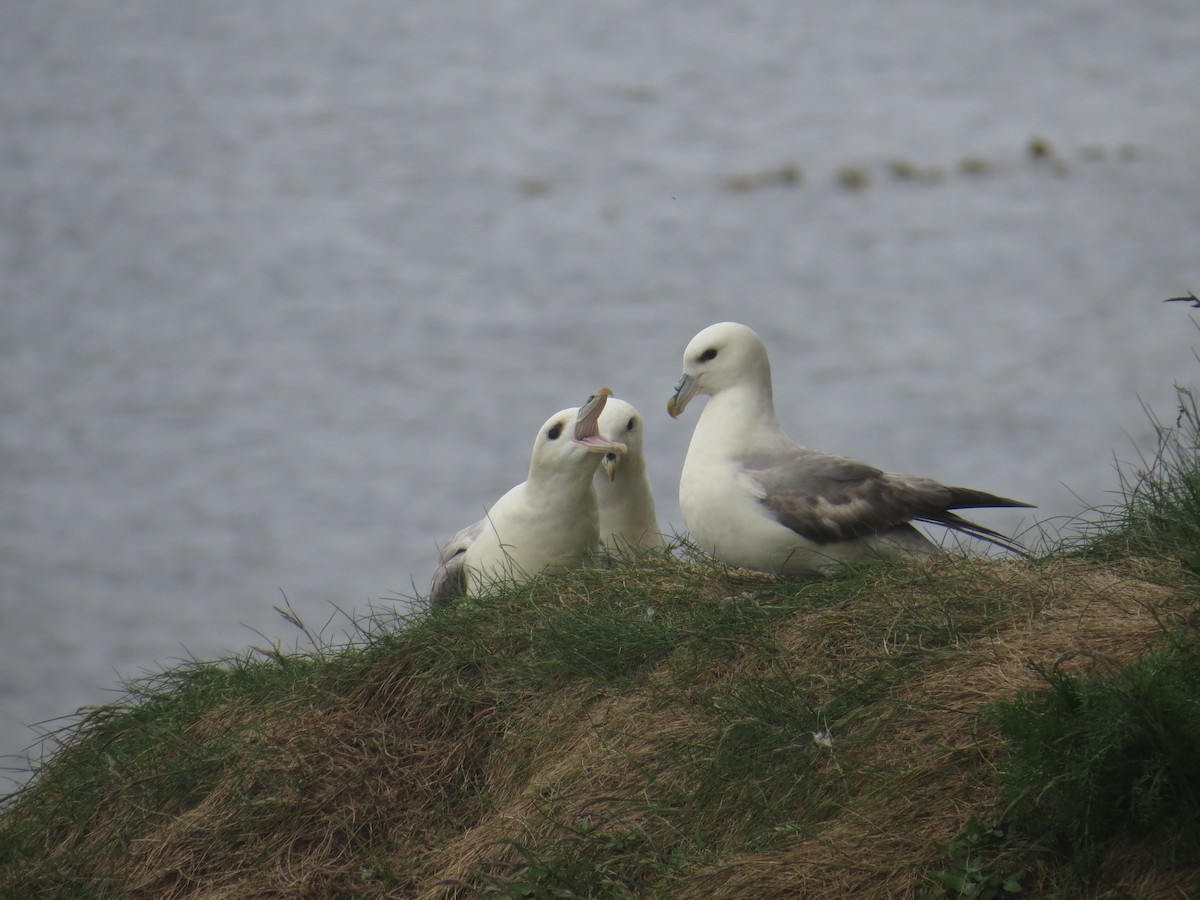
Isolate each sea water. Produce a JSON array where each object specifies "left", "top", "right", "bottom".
[{"left": 3, "top": 0, "right": 1199, "bottom": 781}]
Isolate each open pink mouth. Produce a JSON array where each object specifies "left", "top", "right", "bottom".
[{"left": 574, "top": 387, "right": 627, "bottom": 454}]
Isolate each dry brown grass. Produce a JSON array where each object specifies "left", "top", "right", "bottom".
[{"left": 685, "top": 560, "right": 1187, "bottom": 899}]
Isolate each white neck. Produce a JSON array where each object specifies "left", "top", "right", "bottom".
[
  {"left": 692, "top": 381, "right": 783, "bottom": 455},
  {"left": 595, "top": 454, "right": 653, "bottom": 511},
  {"left": 595, "top": 453, "right": 661, "bottom": 547},
  {"left": 526, "top": 453, "right": 599, "bottom": 506}
]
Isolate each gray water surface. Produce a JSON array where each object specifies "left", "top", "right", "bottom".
[{"left": 3, "top": 1, "right": 1200, "bottom": 782}]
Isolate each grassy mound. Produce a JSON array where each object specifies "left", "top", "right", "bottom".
[
  {"left": 4, "top": 384, "right": 1200, "bottom": 898},
  {"left": 2, "top": 547, "right": 1198, "bottom": 898}
]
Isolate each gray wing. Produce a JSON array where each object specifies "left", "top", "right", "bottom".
[
  {"left": 429, "top": 519, "right": 486, "bottom": 605},
  {"left": 743, "top": 448, "right": 1033, "bottom": 553},
  {"left": 744, "top": 449, "right": 931, "bottom": 543}
]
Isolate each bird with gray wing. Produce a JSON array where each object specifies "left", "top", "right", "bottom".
[{"left": 667, "top": 322, "right": 1033, "bottom": 576}]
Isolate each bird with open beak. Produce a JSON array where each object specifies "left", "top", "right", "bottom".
[{"left": 429, "top": 388, "right": 627, "bottom": 603}]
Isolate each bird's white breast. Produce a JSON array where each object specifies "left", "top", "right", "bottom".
[
  {"left": 464, "top": 481, "right": 600, "bottom": 592},
  {"left": 678, "top": 400, "right": 891, "bottom": 575}
]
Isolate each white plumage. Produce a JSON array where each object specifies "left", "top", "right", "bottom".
[
  {"left": 430, "top": 390, "right": 626, "bottom": 602},
  {"left": 667, "top": 322, "right": 1032, "bottom": 575},
  {"left": 593, "top": 397, "right": 665, "bottom": 553}
]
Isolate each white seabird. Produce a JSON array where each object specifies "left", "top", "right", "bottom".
[
  {"left": 429, "top": 389, "right": 627, "bottom": 603},
  {"left": 594, "top": 397, "right": 666, "bottom": 553},
  {"left": 666, "top": 322, "right": 1033, "bottom": 576}
]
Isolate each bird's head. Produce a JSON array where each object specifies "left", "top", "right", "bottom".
[
  {"left": 596, "top": 397, "right": 644, "bottom": 481},
  {"left": 667, "top": 321, "right": 772, "bottom": 418},
  {"left": 529, "top": 389, "right": 627, "bottom": 476}
]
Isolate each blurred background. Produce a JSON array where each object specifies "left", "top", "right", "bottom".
[{"left": 3, "top": 1, "right": 1199, "bottom": 782}]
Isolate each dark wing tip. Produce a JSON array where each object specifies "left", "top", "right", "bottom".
[
  {"left": 943, "top": 486, "right": 1035, "bottom": 510},
  {"left": 918, "top": 511, "right": 1033, "bottom": 557}
]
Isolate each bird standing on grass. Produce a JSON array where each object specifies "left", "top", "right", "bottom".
[
  {"left": 666, "top": 322, "right": 1032, "bottom": 576},
  {"left": 594, "top": 397, "right": 666, "bottom": 553},
  {"left": 430, "top": 389, "right": 627, "bottom": 603}
]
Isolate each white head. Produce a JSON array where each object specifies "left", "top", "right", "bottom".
[
  {"left": 667, "top": 322, "right": 773, "bottom": 418},
  {"left": 528, "top": 388, "right": 627, "bottom": 481},
  {"left": 596, "top": 397, "right": 645, "bottom": 481}
]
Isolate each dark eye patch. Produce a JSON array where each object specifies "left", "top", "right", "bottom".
[
  {"left": 547, "top": 423, "right": 563, "bottom": 440},
  {"left": 626, "top": 418, "right": 636, "bottom": 431},
  {"left": 699, "top": 348, "right": 718, "bottom": 362}
]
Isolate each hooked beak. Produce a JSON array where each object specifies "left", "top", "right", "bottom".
[
  {"left": 667, "top": 373, "right": 700, "bottom": 418},
  {"left": 575, "top": 387, "right": 628, "bottom": 456},
  {"left": 601, "top": 452, "right": 619, "bottom": 481}
]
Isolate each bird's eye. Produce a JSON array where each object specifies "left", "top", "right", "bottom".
[
  {"left": 699, "top": 348, "right": 718, "bottom": 362},
  {"left": 626, "top": 418, "right": 636, "bottom": 431},
  {"left": 547, "top": 423, "right": 563, "bottom": 440}
]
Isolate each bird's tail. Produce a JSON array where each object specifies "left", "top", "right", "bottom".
[{"left": 919, "top": 510, "right": 1032, "bottom": 557}]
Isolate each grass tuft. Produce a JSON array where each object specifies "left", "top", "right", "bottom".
[
  {"left": 1086, "top": 384, "right": 1200, "bottom": 566},
  {"left": 986, "top": 625, "right": 1200, "bottom": 873}
]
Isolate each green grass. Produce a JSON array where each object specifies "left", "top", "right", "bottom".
[
  {"left": 1086, "top": 384, "right": 1200, "bottom": 568},
  {"left": 986, "top": 627, "right": 1200, "bottom": 871}
]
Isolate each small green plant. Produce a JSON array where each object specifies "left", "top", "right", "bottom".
[
  {"left": 986, "top": 631, "right": 1200, "bottom": 870},
  {"left": 925, "top": 816, "right": 1027, "bottom": 898}
]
